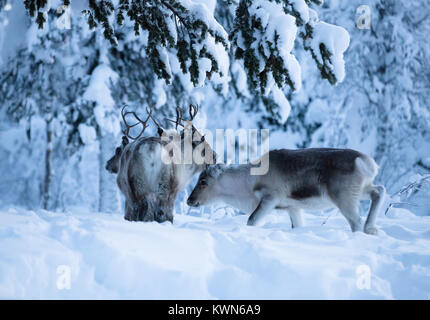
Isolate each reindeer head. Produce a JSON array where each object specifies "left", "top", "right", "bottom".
[
  {"left": 187, "top": 164, "right": 224, "bottom": 207},
  {"left": 106, "top": 136, "right": 129, "bottom": 174}
]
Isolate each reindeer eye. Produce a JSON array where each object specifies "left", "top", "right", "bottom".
[{"left": 200, "top": 180, "right": 208, "bottom": 187}]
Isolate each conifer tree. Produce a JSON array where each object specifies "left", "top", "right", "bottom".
[{"left": 23, "top": 0, "right": 349, "bottom": 95}]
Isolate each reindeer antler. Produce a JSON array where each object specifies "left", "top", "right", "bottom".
[
  {"left": 188, "top": 104, "right": 198, "bottom": 121},
  {"left": 146, "top": 103, "right": 164, "bottom": 136},
  {"left": 121, "top": 105, "right": 152, "bottom": 140},
  {"left": 165, "top": 104, "right": 199, "bottom": 130},
  {"left": 165, "top": 106, "right": 183, "bottom": 130}
]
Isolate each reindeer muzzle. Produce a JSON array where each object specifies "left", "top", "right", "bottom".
[{"left": 186, "top": 197, "right": 200, "bottom": 207}]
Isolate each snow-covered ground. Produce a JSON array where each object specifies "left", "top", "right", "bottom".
[{"left": 1, "top": 206, "right": 430, "bottom": 299}]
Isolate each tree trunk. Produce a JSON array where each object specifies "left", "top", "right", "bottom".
[
  {"left": 98, "top": 130, "right": 121, "bottom": 213},
  {"left": 42, "top": 119, "right": 52, "bottom": 210}
]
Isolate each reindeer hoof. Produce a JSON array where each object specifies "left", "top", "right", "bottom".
[
  {"left": 247, "top": 218, "right": 256, "bottom": 226},
  {"left": 364, "top": 226, "right": 378, "bottom": 235}
]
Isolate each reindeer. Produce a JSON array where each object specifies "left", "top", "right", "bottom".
[
  {"left": 106, "top": 105, "right": 213, "bottom": 222},
  {"left": 187, "top": 148, "right": 386, "bottom": 235}
]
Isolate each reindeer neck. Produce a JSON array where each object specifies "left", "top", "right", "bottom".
[
  {"left": 216, "top": 164, "right": 252, "bottom": 193},
  {"left": 213, "top": 164, "right": 256, "bottom": 213}
]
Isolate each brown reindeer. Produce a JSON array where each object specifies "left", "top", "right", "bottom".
[{"left": 106, "top": 105, "right": 213, "bottom": 222}]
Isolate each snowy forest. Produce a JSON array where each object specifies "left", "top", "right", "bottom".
[{"left": 0, "top": 0, "right": 430, "bottom": 299}]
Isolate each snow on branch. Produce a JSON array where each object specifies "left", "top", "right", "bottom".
[
  {"left": 231, "top": 0, "right": 350, "bottom": 93},
  {"left": 89, "top": 0, "right": 230, "bottom": 87},
  {"left": 23, "top": 0, "right": 350, "bottom": 94},
  {"left": 25, "top": 0, "right": 230, "bottom": 87},
  {"left": 302, "top": 20, "right": 350, "bottom": 85}
]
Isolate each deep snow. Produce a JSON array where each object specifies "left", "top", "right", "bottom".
[{"left": 1, "top": 206, "right": 430, "bottom": 299}]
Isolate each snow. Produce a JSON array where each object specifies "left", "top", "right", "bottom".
[
  {"left": 193, "top": 0, "right": 217, "bottom": 14},
  {"left": 289, "top": 0, "right": 309, "bottom": 24},
  {"left": 157, "top": 45, "right": 173, "bottom": 80},
  {"left": 422, "top": 158, "right": 430, "bottom": 168},
  {"left": 1, "top": 206, "right": 430, "bottom": 299},
  {"left": 250, "top": 0, "right": 302, "bottom": 92},
  {"left": 83, "top": 64, "right": 118, "bottom": 108},
  {"left": 305, "top": 98, "right": 329, "bottom": 125},
  {"left": 164, "top": 14, "right": 178, "bottom": 44},
  {"left": 231, "top": 61, "right": 250, "bottom": 97},
  {"left": 270, "top": 87, "right": 291, "bottom": 124},
  {"left": 179, "top": 0, "right": 228, "bottom": 45},
  {"left": 197, "top": 56, "right": 213, "bottom": 86},
  {"left": 83, "top": 64, "right": 121, "bottom": 135},
  {"left": 310, "top": 21, "right": 350, "bottom": 83},
  {"left": 153, "top": 79, "right": 167, "bottom": 108},
  {"left": 78, "top": 124, "right": 97, "bottom": 145},
  {"left": 1, "top": 0, "right": 429, "bottom": 301}
]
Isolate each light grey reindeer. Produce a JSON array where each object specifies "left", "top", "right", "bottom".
[
  {"left": 106, "top": 105, "right": 213, "bottom": 222},
  {"left": 187, "top": 148, "right": 385, "bottom": 235}
]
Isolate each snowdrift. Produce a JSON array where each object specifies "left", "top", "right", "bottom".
[{"left": 1, "top": 207, "right": 430, "bottom": 299}]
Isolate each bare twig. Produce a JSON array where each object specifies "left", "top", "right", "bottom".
[
  {"left": 384, "top": 175, "right": 430, "bottom": 216},
  {"left": 321, "top": 209, "right": 337, "bottom": 226}
]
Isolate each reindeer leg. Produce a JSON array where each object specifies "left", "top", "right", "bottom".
[
  {"left": 329, "top": 180, "right": 363, "bottom": 232},
  {"left": 287, "top": 207, "right": 305, "bottom": 228},
  {"left": 363, "top": 185, "right": 385, "bottom": 235},
  {"left": 334, "top": 198, "right": 363, "bottom": 232},
  {"left": 124, "top": 198, "right": 142, "bottom": 221},
  {"left": 124, "top": 200, "right": 135, "bottom": 221},
  {"left": 247, "top": 194, "right": 277, "bottom": 226}
]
